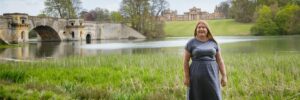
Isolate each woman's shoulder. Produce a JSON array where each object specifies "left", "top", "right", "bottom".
[
  {"left": 186, "top": 38, "right": 196, "bottom": 44},
  {"left": 208, "top": 39, "right": 218, "bottom": 45}
]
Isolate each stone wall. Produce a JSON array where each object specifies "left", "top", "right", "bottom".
[
  {"left": 83, "top": 21, "right": 100, "bottom": 40},
  {"left": 0, "top": 17, "right": 10, "bottom": 44},
  {"left": 99, "top": 23, "right": 145, "bottom": 39}
]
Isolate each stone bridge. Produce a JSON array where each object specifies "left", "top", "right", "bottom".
[{"left": 0, "top": 13, "right": 145, "bottom": 44}]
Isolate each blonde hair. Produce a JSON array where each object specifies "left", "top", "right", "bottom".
[{"left": 194, "top": 20, "right": 217, "bottom": 44}]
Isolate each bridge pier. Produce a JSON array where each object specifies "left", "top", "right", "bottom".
[
  {"left": 2, "top": 13, "right": 29, "bottom": 44},
  {"left": 65, "top": 19, "right": 85, "bottom": 41}
]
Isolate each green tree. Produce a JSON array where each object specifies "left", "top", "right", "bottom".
[
  {"left": 94, "top": 8, "right": 110, "bottom": 22},
  {"left": 37, "top": 12, "right": 48, "bottom": 17},
  {"left": 44, "top": 0, "right": 82, "bottom": 18},
  {"left": 79, "top": 8, "right": 111, "bottom": 22},
  {"left": 120, "top": 0, "right": 168, "bottom": 38},
  {"left": 251, "top": 5, "right": 279, "bottom": 35},
  {"left": 120, "top": 0, "right": 149, "bottom": 32},
  {"left": 256, "top": 0, "right": 299, "bottom": 7},
  {"left": 230, "top": 0, "right": 256, "bottom": 23},
  {"left": 111, "top": 12, "right": 123, "bottom": 23},
  {"left": 275, "top": 4, "right": 300, "bottom": 35}
]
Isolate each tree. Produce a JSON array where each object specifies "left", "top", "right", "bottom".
[
  {"left": 44, "top": 0, "right": 82, "bottom": 18},
  {"left": 79, "top": 10, "right": 88, "bottom": 18},
  {"left": 275, "top": 4, "right": 300, "bottom": 35},
  {"left": 150, "top": 0, "right": 169, "bottom": 20},
  {"left": 111, "top": 12, "right": 123, "bottom": 23},
  {"left": 71, "top": 0, "right": 83, "bottom": 18},
  {"left": 80, "top": 8, "right": 111, "bottom": 22},
  {"left": 251, "top": 5, "right": 279, "bottom": 35},
  {"left": 120, "top": 0, "right": 149, "bottom": 32},
  {"left": 230, "top": 0, "right": 256, "bottom": 23},
  {"left": 120, "top": 0, "right": 168, "bottom": 38},
  {"left": 37, "top": 12, "right": 48, "bottom": 17},
  {"left": 250, "top": 0, "right": 300, "bottom": 35},
  {"left": 94, "top": 8, "right": 111, "bottom": 22},
  {"left": 215, "top": 1, "right": 230, "bottom": 18}
]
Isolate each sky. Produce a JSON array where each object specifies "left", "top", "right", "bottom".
[{"left": 0, "top": 0, "right": 226, "bottom": 16}]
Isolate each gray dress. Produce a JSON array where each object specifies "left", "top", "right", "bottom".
[{"left": 185, "top": 38, "right": 221, "bottom": 100}]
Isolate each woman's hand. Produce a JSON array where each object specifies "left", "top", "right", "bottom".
[
  {"left": 221, "top": 75, "right": 227, "bottom": 87},
  {"left": 184, "top": 77, "right": 190, "bottom": 87}
]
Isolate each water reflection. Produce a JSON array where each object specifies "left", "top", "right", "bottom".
[
  {"left": 36, "top": 42, "right": 60, "bottom": 58},
  {"left": 0, "top": 36, "right": 299, "bottom": 60},
  {"left": 221, "top": 36, "right": 300, "bottom": 54},
  {"left": 80, "top": 36, "right": 258, "bottom": 50}
]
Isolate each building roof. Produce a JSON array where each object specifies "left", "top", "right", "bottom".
[{"left": 3, "top": 13, "right": 28, "bottom": 16}]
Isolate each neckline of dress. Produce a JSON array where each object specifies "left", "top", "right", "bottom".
[{"left": 195, "top": 37, "right": 210, "bottom": 43}]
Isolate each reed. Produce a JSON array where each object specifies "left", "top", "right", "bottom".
[{"left": 0, "top": 52, "right": 299, "bottom": 99}]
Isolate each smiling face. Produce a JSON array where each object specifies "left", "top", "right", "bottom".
[
  {"left": 193, "top": 20, "right": 218, "bottom": 44},
  {"left": 196, "top": 23, "right": 208, "bottom": 38}
]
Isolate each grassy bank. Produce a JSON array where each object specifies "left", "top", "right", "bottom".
[
  {"left": 0, "top": 52, "right": 299, "bottom": 99},
  {"left": 164, "top": 19, "right": 254, "bottom": 37},
  {"left": 0, "top": 44, "right": 21, "bottom": 48}
]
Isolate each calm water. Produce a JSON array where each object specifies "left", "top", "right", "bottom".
[{"left": 0, "top": 36, "right": 300, "bottom": 61}]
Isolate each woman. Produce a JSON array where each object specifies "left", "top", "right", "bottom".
[{"left": 183, "top": 20, "right": 227, "bottom": 100}]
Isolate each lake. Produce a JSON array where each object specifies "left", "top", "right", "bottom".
[{"left": 0, "top": 35, "right": 299, "bottom": 61}]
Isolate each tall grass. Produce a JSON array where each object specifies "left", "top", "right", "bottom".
[{"left": 0, "top": 52, "right": 299, "bottom": 99}]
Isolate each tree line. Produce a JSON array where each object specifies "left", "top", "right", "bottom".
[
  {"left": 41, "top": 0, "right": 168, "bottom": 38},
  {"left": 216, "top": 0, "right": 300, "bottom": 35},
  {"left": 42, "top": 0, "right": 299, "bottom": 37}
]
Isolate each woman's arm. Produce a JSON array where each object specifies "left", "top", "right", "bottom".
[
  {"left": 216, "top": 50, "right": 227, "bottom": 87},
  {"left": 184, "top": 50, "right": 191, "bottom": 87}
]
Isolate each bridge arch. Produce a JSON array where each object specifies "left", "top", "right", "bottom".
[{"left": 30, "top": 26, "right": 61, "bottom": 41}]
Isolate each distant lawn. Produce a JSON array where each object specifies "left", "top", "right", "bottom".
[{"left": 164, "top": 19, "right": 254, "bottom": 37}]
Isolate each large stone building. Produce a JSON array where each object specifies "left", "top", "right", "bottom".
[{"left": 159, "top": 7, "right": 225, "bottom": 21}]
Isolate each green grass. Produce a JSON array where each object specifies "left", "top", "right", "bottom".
[
  {"left": 164, "top": 19, "right": 254, "bottom": 37},
  {"left": 0, "top": 44, "right": 21, "bottom": 48},
  {"left": 0, "top": 52, "right": 299, "bottom": 99}
]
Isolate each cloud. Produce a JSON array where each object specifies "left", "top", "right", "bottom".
[
  {"left": 0, "top": 0, "right": 45, "bottom": 15},
  {"left": 81, "top": 0, "right": 122, "bottom": 11}
]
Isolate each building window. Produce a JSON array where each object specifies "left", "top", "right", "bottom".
[
  {"left": 22, "top": 20, "right": 25, "bottom": 24},
  {"left": 71, "top": 32, "right": 75, "bottom": 38},
  {"left": 71, "top": 23, "right": 74, "bottom": 26}
]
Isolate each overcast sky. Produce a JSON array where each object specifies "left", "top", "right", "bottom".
[{"left": 0, "top": 0, "right": 226, "bottom": 16}]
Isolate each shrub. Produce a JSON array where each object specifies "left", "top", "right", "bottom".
[
  {"left": 275, "top": 4, "right": 300, "bottom": 35},
  {"left": 251, "top": 5, "right": 279, "bottom": 35}
]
